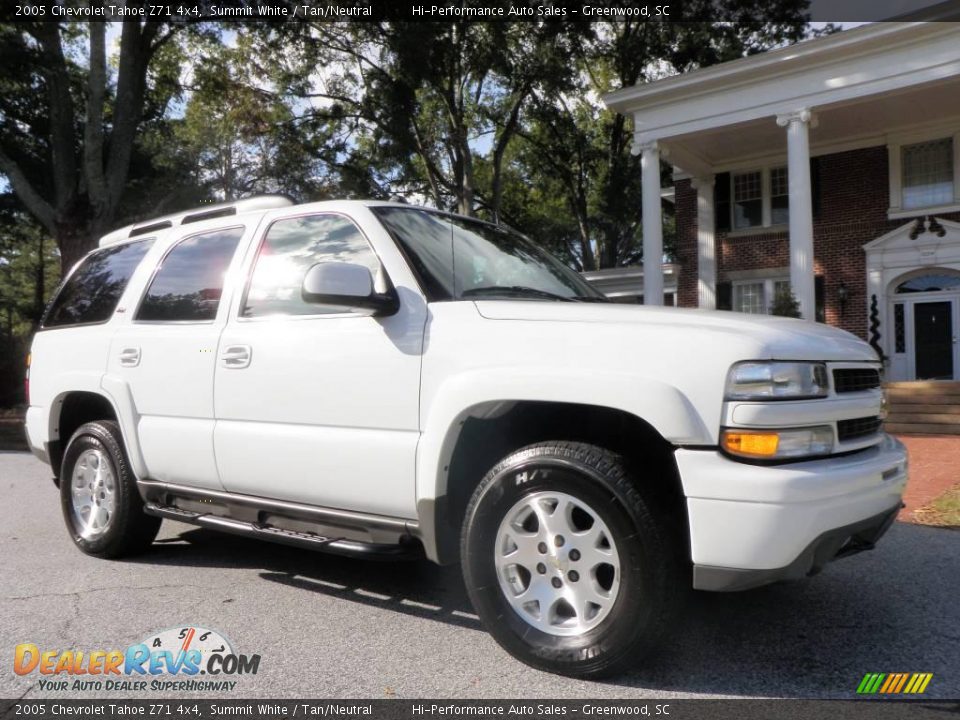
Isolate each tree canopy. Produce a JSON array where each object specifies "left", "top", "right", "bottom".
[{"left": 0, "top": 10, "right": 826, "bottom": 405}]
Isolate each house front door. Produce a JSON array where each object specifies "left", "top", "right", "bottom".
[{"left": 914, "top": 300, "right": 955, "bottom": 380}]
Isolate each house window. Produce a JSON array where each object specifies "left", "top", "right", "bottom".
[
  {"left": 773, "top": 279, "right": 791, "bottom": 301},
  {"left": 721, "top": 276, "right": 824, "bottom": 319},
  {"left": 733, "top": 278, "right": 794, "bottom": 315},
  {"left": 770, "top": 167, "right": 789, "bottom": 225},
  {"left": 733, "top": 171, "right": 763, "bottom": 229},
  {"left": 896, "top": 272, "right": 960, "bottom": 293},
  {"left": 902, "top": 137, "right": 954, "bottom": 209},
  {"left": 723, "top": 166, "right": 790, "bottom": 231},
  {"left": 733, "top": 281, "right": 765, "bottom": 314}
]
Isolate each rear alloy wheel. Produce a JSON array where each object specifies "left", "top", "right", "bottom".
[
  {"left": 461, "top": 441, "right": 681, "bottom": 678},
  {"left": 69, "top": 447, "right": 118, "bottom": 540},
  {"left": 60, "top": 420, "right": 161, "bottom": 558}
]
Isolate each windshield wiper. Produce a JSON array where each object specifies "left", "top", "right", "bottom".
[{"left": 461, "top": 286, "right": 577, "bottom": 302}]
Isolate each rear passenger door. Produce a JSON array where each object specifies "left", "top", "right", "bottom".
[{"left": 106, "top": 224, "right": 251, "bottom": 489}]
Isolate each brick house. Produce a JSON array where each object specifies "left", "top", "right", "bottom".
[{"left": 603, "top": 23, "right": 960, "bottom": 386}]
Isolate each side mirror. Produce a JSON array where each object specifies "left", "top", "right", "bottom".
[{"left": 301, "top": 262, "right": 399, "bottom": 316}]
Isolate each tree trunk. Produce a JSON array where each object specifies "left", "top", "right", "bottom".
[
  {"left": 56, "top": 220, "right": 94, "bottom": 276},
  {"left": 33, "top": 234, "right": 45, "bottom": 326}
]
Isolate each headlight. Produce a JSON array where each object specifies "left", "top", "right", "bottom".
[
  {"left": 722, "top": 426, "right": 834, "bottom": 460},
  {"left": 725, "top": 361, "right": 829, "bottom": 400}
]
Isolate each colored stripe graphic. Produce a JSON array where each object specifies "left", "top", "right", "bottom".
[{"left": 858, "top": 673, "right": 932, "bottom": 694}]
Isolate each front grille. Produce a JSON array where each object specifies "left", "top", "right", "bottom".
[
  {"left": 837, "top": 416, "right": 882, "bottom": 442},
  {"left": 833, "top": 368, "right": 881, "bottom": 393}
]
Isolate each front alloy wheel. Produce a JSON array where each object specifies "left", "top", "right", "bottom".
[
  {"left": 461, "top": 441, "right": 681, "bottom": 678},
  {"left": 495, "top": 491, "right": 621, "bottom": 636}
]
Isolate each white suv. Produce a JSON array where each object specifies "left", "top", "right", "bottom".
[{"left": 25, "top": 196, "right": 907, "bottom": 677}]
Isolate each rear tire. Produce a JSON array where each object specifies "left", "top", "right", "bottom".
[
  {"left": 460, "top": 441, "right": 682, "bottom": 678},
  {"left": 60, "top": 420, "right": 160, "bottom": 558}
]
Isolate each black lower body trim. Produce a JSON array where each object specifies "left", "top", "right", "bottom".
[
  {"left": 144, "top": 502, "right": 423, "bottom": 561},
  {"left": 693, "top": 502, "right": 902, "bottom": 592}
]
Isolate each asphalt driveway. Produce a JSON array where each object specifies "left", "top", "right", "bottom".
[{"left": 1, "top": 451, "right": 957, "bottom": 700}]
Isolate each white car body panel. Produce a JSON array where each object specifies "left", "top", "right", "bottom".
[
  {"left": 102, "top": 220, "right": 258, "bottom": 489},
  {"left": 212, "top": 203, "right": 427, "bottom": 518},
  {"left": 24, "top": 199, "right": 906, "bottom": 585}
]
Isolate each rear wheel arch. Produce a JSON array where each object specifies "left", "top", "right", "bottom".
[
  {"left": 423, "top": 400, "right": 687, "bottom": 565},
  {"left": 49, "top": 391, "right": 120, "bottom": 480}
]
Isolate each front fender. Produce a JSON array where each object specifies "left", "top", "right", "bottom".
[{"left": 415, "top": 368, "right": 709, "bottom": 560}]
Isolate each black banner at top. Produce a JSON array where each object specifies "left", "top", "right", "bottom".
[{"left": 4, "top": 0, "right": 960, "bottom": 23}]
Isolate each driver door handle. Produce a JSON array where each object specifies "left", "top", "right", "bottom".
[{"left": 221, "top": 345, "right": 251, "bottom": 369}]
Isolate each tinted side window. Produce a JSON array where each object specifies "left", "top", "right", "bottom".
[
  {"left": 136, "top": 227, "right": 244, "bottom": 322},
  {"left": 243, "top": 215, "right": 381, "bottom": 317},
  {"left": 42, "top": 239, "right": 154, "bottom": 328}
]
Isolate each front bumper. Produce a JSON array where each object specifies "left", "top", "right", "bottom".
[
  {"left": 693, "top": 502, "right": 901, "bottom": 591},
  {"left": 676, "top": 434, "right": 907, "bottom": 591}
]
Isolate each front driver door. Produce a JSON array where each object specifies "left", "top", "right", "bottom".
[{"left": 213, "top": 211, "right": 426, "bottom": 519}]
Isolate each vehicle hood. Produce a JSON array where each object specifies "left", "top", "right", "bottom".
[{"left": 473, "top": 301, "right": 878, "bottom": 363}]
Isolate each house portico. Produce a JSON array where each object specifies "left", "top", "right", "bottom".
[{"left": 603, "top": 23, "right": 960, "bottom": 378}]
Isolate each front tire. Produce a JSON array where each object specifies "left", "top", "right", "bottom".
[
  {"left": 60, "top": 420, "right": 161, "bottom": 558},
  {"left": 460, "top": 441, "right": 681, "bottom": 678}
]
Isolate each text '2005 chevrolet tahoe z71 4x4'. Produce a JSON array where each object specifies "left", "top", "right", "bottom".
[{"left": 25, "top": 196, "right": 907, "bottom": 678}]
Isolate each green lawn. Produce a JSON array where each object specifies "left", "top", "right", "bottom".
[{"left": 914, "top": 485, "right": 960, "bottom": 528}]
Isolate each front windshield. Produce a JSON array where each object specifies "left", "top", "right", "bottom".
[{"left": 372, "top": 206, "right": 606, "bottom": 302}]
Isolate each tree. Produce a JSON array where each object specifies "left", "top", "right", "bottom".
[
  {"left": 263, "top": 20, "right": 584, "bottom": 219},
  {"left": 0, "top": 210, "right": 59, "bottom": 407},
  {"left": 515, "top": 11, "right": 827, "bottom": 269},
  {"left": 0, "top": 17, "right": 183, "bottom": 273},
  {"left": 770, "top": 285, "right": 802, "bottom": 318},
  {"left": 171, "top": 31, "right": 320, "bottom": 201}
]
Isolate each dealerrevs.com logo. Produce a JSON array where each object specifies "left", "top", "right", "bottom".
[{"left": 14, "top": 626, "right": 261, "bottom": 693}]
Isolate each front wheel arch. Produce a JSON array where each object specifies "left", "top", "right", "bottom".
[{"left": 423, "top": 401, "right": 686, "bottom": 565}]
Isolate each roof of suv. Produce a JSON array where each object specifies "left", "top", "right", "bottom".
[
  {"left": 97, "top": 196, "right": 505, "bottom": 250},
  {"left": 97, "top": 196, "right": 463, "bottom": 249},
  {"left": 98, "top": 195, "right": 295, "bottom": 248}
]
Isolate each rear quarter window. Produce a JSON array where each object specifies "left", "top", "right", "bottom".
[{"left": 41, "top": 239, "right": 155, "bottom": 328}]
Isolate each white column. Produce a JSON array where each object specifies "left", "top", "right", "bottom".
[
  {"left": 776, "top": 109, "right": 817, "bottom": 320},
  {"left": 640, "top": 141, "right": 664, "bottom": 306},
  {"left": 693, "top": 175, "right": 716, "bottom": 309}
]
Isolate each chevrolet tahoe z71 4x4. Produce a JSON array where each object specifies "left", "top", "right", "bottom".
[{"left": 25, "top": 196, "right": 907, "bottom": 678}]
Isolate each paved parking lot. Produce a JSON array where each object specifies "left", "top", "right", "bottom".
[{"left": 1, "top": 451, "right": 958, "bottom": 700}]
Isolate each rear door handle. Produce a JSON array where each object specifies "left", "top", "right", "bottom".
[
  {"left": 119, "top": 347, "right": 141, "bottom": 367},
  {"left": 221, "top": 345, "right": 251, "bottom": 369}
]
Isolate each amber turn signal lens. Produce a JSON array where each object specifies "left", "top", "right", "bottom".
[{"left": 722, "top": 430, "right": 780, "bottom": 458}]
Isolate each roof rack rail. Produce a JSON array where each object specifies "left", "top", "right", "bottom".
[
  {"left": 181, "top": 206, "right": 237, "bottom": 225},
  {"left": 128, "top": 220, "right": 173, "bottom": 237},
  {"left": 98, "top": 195, "right": 295, "bottom": 248}
]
